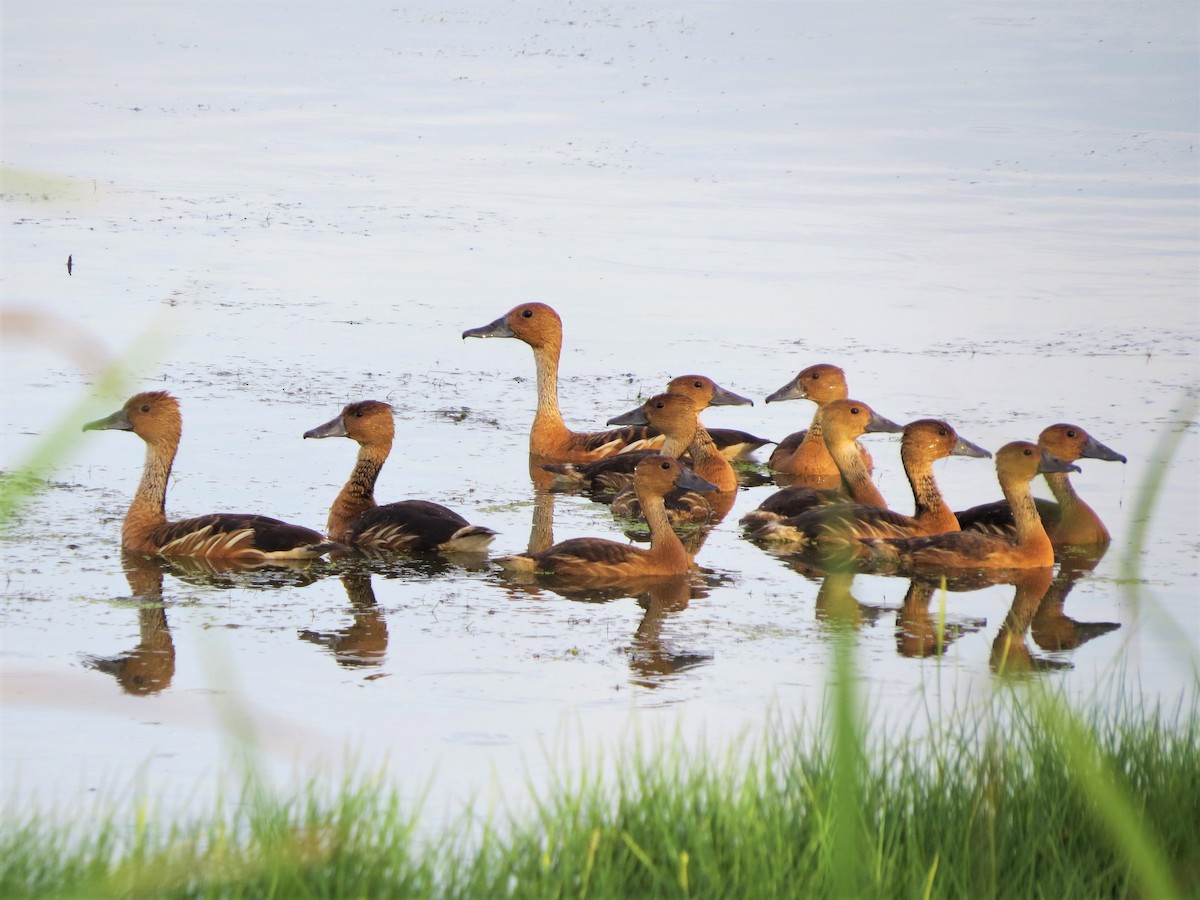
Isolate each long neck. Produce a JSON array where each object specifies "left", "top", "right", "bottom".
[
  {"left": 903, "top": 450, "right": 957, "bottom": 531},
  {"left": 801, "top": 409, "right": 827, "bottom": 451},
  {"left": 328, "top": 442, "right": 387, "bottom": 541},
  {"left": 639, "top": 488, "right": 689, "bottom": 573},
  {"left": 661, "top": 421, "right": 696, "bottom": 459},
  {"left": 122, "top": 439, "right": 174, "bottom": 550},
  {"left": 1001, "top": 474, "right": 1053, "bottom": 551},
  {"left": 830, "top": 432, "right": 886, "bottom": 507},
  {"left": 688, "top": 428, "right": 737, "bottom": 491},
  {"left": 530, "top": 339, "right": 569, "bottom": 449},
  {"left": 1043, "top": 470, "right": 1108, "bottom": 543}
]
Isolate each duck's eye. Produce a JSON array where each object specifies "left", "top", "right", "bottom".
[
  {"left": 354, "top": 409, "right": 364, "bottom": 418},
  {"left": 654, "top": 401, "right": 666, "bottom": 409},
  {"left": 938, "top": 427, "right": 948, "bottom": 436},
  {"left": 521, "top": 308, "right": 533, "bottom": 318},
  {"left": 692, "top": 380, "right": 703, "bottom": 388},
  {"left": 810, "top": 372, "right": 820, "bottom": 380},
  {"left": 1024, "top": 448, "right": 1034, "bottom": 456},
  {"left": 1066, "top": 429, "right": 1077, "bottom": 438},
  {"left": 660, "top": 460, "right": 671, "bottom": 470},
  {"left": 850, "top": 406, "right": 861, "bottom": 415},
  {"left": 141, "top": 404, "right": 151, "bottom": 413}
]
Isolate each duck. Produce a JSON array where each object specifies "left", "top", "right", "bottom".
[
  {"left": 304, "top": 400, "right": 497, "bottom": 553},
  {"left": 495, "top": 456, "right": 716, "bottom": 579},
  {"left": 859, "top": 441, "right": 1081, "bottom": 571},
  {"left": 606, "top": 392, "right": 739, "bottom": 524},
  {"left": 954, "top": 423, "right": 1126, "bottom": 547},
  {"left": 751, "top": 419, "right": 991, "bottom": 546},
  {"left": 663, "top": 374, "right": 772, "bottom": 460},
  {"left": 739, "top": 399, "right": 903, "bottom": 530},
  {"left": 540, "top": 391, "right": 703, "bottom": 493},
  {"left": 462, "top": 302, "right": 658, "bottom": 463},
  {"left": 764, "top": 363, "right": 873, "bottom": 479},
  {"left": 83, "top": 391, "right": 342, "bottom": 560}
]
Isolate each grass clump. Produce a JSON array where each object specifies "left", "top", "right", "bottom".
[{"left": 2, "top": 689, "right": 1196, "bottom": 899}]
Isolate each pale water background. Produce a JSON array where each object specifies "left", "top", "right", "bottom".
[{"left": 2, "top": 2, "right": 1198, "bottom": 827}]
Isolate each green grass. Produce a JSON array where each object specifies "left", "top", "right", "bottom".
[{"left": 2, "top": 691, "right": 1196, "bottom": 899}]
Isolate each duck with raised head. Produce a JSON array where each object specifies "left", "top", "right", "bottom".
[
  {"left": 764, "top": 363, "right": 873, "bottom": 479},
  {"left": 83, "top": 391, "right": 341, "bottom": 560},
  {"left": 495, "top": 456, "right": 716, "bottom": 579},
  {"left": 954, "top": 423, "right": 1126, "bottom": 547},
  {"left": 607, "top": 392, "right": 739, "bottom": 524},
  {"left": 304, "top": 400, "right": 496, "bottom": 553},
  {"left": 752, "top": 419, "right": 991, "bottom": 546},
  {"left": 663, "top": 374, "right": 771, "bottom": 460},
  {"left": 860, "top": 441, "right": 1081, "bottom": 571},
  {"left": 462, "top": 302, "right": 658, "bottom": 463},
  {"left": 739, "top": 399, "right": 903, "bottom": 531}
]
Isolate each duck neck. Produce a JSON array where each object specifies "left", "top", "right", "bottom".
[
  {"left": 688, "top": 428, "right": 737, "bottom": 491},
  {"left": 328, "top": 442, "right": 387, "bottom": 541},
  {"left": 831, "top": 434, "right": 886, "bottom": 507},
  {"left": 122, "top": 440, "right": 174, "bottom": 551},
  {"left": 530, "top": 339, "right": 569, "bottom": 451},
  {"left": 1043, "top": 470, "right": 1107, "bottom": 543},
  {"left": 1001, "top": 475, "right": 1053, "bottom": 552},
  {"left": 903, "top": 451, "right": 957, "bottom": 531},
  {"left": 660, "top": 424, "right": 696, "bottom": 459},
  {"left": 639, "top": 489, "right": 689, "bottom": 573}
]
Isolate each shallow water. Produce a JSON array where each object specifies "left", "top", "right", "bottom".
[{"left": 2, "top": 1, "right": 1198, "bottom": 825}]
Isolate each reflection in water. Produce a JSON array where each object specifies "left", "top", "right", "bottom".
[
  {"left": 990, "top": 567, "right": 1064, "bottom": 676},
  {"left": 83, "top": 553, "right": 344, "bottom": 695},
  {"left": 82, "top": 552, "right": 176, "bottom": 696},
  {"left": 299, "top": 570, "right": 388, "bottom": 668},
  {"left": 1031, "top": 551, "right": 1121, "bottom": 653},
  {"left": 895, "top": 578, "right": 985, "bottom": 659},
  {"left": 497, "top": 570, "right": 721, "bottom": 688}
]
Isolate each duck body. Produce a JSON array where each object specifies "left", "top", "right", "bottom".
[
  {"left": 860, "top": 442, "right": 1081, "bottom": 571},
  {"left": 764, "top": 364, "right": 873, "bottom": 478},
  {"left": 753, "top": 419, "right": 991, "bottom": 546},
  {"left": 463, "top": 302, "right": 656, "bottom": 463},
  {"left": 496, "top": 456, "right": 716, "bottom": 579},
  {"left": 304, "top": 400, "right": 496, "bottom": 554},
  {"left": 740, "top": 399, "right": 903, "bottom": 531},
  {"left": 84, "top": 391, "right": 341, "bottom": 560},
  {"left": 954, "top": 424, "right": 1126, "bottom": 547}
]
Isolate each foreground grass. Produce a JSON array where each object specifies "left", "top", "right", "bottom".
[{"left": 3, "top": 689, "right": 1197, "bottom": 899}]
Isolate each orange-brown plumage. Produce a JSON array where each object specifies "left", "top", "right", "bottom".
[
  {"left": 304, "top": 400, "right": 496, "bottom": 553},
  {"left": 83, "top": 391, "right": 340, "bottom": 560},
  {"left": 495, "top": 456, "right": 716, "bottom": 580},
  {"left": 861, "top": 441, "right": 1081, "bottom": 571},
  {"left": 462, "top": 302, "right": 653, "bottom": 463},
  {"left": 740, "top": 399, "right": 903, "bottom": 530},
  {"left": 765, "top": 363, "right": 873, "bottom": 478},
  {"left": 753, "top": 419, "right": 990, "bottom": 546},
  {"left": 955, "top": 423, "right": 1126, "bottom": 547}
]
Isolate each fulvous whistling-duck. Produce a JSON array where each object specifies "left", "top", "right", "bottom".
[
  {"left": 955, "top": 423, "right": 1126, "bottom": 547},
  {"left": 663, "top": 374, "right": 771, "bottom": 460},
  {"left": 752, "top": 419, "right": 991, "bottom": 546},
  {"left": 739, "top": 399, "right": 903, "bottom": 530},
  {"left": 764, "top": 363, "right": 873, "bottom": 478},
  {"left": 304, "top": 400, "right": 496, "bottom": 553},
  {"left": 606, "top": 392, "right": 739, "bottom": 524},
  {"left": 540, "top": 391, "right": 703, "bottom": 492},
  {"left": 495, "top": 456, "right": 716, "bottom": 579},
  {"left": 83, "top": 391, "right": 342, "bottom": 560},
  {"left": 462, "top": 302, "right": 656, "bottom": 463},
  {"left": 860, "top": 442, "right": 1080, "bottom": 571}
]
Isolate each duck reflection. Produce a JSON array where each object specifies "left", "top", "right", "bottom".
[
  {"left": 498, "top": 572, "right": 719, "bottom": 687},
  {"left": 1030, "top": 549, "right": 1120, "bottom": 653},
  {"left": 83, "top": 552, "right": 339, "bottom": 696},
  {"left": 83, "top": 552, "right": 176, "bottom": 696},
  {"left": 894, "top": 578, "right": 986, "bottom": 659},
  {"left": 298, "top": 569, "right": 388, "bottom": 668}
]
